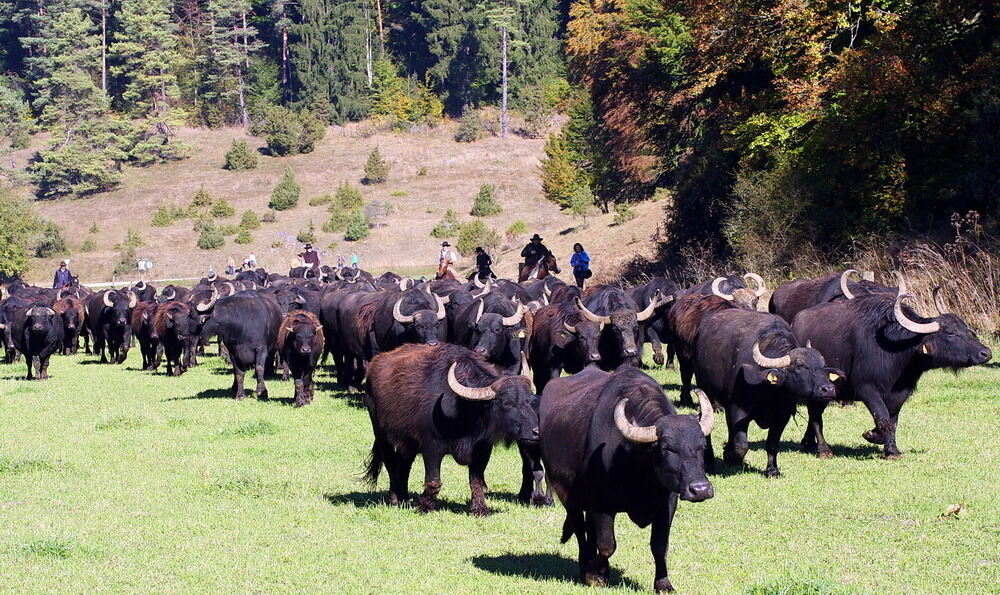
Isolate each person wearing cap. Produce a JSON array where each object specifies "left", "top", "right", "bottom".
[
  {"left": 438, "top": 241, "right": 458, "bottom": 276},
  {"left": 53, "top": 260, "right": 73, "bottom": 289},
  {"left": 520, "top": 233, "right": 552, "bottom": 276},
  {"left": 298, "top": 243, "right": 321, "bottom": 272},
  {"left": 468, "top": 246, "right": 496, "bottom": 282}
]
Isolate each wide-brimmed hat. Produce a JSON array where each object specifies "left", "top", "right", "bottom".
[
  {"left": 530, "top": 234, "right": 543, "bottom": 241},
  {"left": 304, "top": 243, "right": 312, "bottom": 249},
  {"left": 441, "top": 241, "right": 451, "bottom": 247},
  {"left": 59, "top": 260, "right": 67, "bottom": 266}
]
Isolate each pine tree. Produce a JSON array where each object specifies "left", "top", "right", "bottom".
[
  {"left": 201, "top": 0, "right": 263, "bottom": 127},
  {"left": 343, "top": 209, "right": 369, "bottom": 241},
  {"left": 110, "top": 0, "right": 181, "bottom": 120},
  {"left": 269, "top": 166, "right": 300, "bottom": 210},
  {"left": 362, "top": 146, "right": 390, "bottom": 184}
]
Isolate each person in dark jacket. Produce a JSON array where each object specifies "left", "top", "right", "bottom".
[
  {"left": 468, "top": 246, "right": 496, "bottom": 282},
  {"left": 570, "top": 243, "right": 591, "bottom": 288},
  {"left": 298, "top": 243, "right": 321, "bottom": 271},
  {"left": 520, "top": 233, "right": 552, "bottom": 278},
  {"left": 53, "top": 261, "right": 72, "bottom": 289}
]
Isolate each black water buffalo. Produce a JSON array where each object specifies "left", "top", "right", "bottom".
[
  {"left": 363, "top": 343, "right": 539, "bottom": 515},
  {"left": 202, "top": 292, "right": 282, "bottom": 399},
  {"left": 52, "top": 296, "right": 85, "bottom": 355},
  {"left": 451, "top": 293, "right": 528, "bottom": 374},
  {"left": 130, "top": 301, "right": 161, "bottom": 371},
  {"left": 157, "top": 284, "right": 189, "bottom": 303},
  {"left": 540, "top": 366, "right": 714, "bottom": 592},
  {"left": 371, "top": 285, "right": 448, "bottom": 353},
  {"left": 769, "top": 269, "right": 897, "bottom": 323},
  {"left": 577, "top": 286, "right": 667, "bottom": 370},
  {"left": 527, "top": 300, "right": 604, "bottom": 393},
  {"left": 130, "top": 281, "right": 156, "bottom": 303},
  {"left": 681, "top": 274, "right": 766, "bottom": 310},
  {"left": 10, "top": 303, "right": 64, "bottom": 379},
  {"left": 792, "top": 292, "right": 991, "bottom": 459},
  {"left": 693, "top": 306, "right": 843, "bottom": 476},
  {"left": 0, "top": 294, "right": 31, "bottom": 363},
  {"left": 84, "top": 289, "right": 137, "bottom": 364},
  {"left": 628, "top": 277, "right": 680, "bottom": 368},
  {"left": 320, "top": 283, "right": 378, "bottom": 390},
  {"left": 277, "top": 310, "right": 324, "bottom": 407},
  {"left": 154, "top": 301, "right": 198, "bottom": 376}
]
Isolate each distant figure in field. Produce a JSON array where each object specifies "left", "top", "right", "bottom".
[
  {"left": 468, "top": 246, "right": 496, "bottom": 282},
  {"left": 53, "top": 260, "right": 72, "bottom": 288},
  {"left": 298, "top": 243, "right": 320, "bottom": 271},
  {"left": 570, "top": 243, "right": 591, "bottom": 288}
]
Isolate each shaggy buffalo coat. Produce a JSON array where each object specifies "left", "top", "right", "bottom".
[
  {"left": 667, "top": 294, "right": 745, "bottom": 406},
  {"left": 363, "top": 343, "right": 539, "bottom": 515},
  {"left": 769, "top": 273, "right": 896, "bottom": 323},
  {"left": 527, "top": 300, "right": 603, "bottom": 393},
  {"left": 451, "top": 292, "right": 527, "bottom": 375},
  {"left": 581, "top": 285, "right": 644, "bottom": 370}
]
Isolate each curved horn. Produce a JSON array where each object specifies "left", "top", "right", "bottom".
[
  {"left": 163, "top": 288, "right": 176, "bottom": 300},
  {"left": 542, "top": 284, "right": 552, "bottom": 300},
  {"left": 752, "top": 341, "right": 791, "bottom": 369},
  {"left": 891, "top": 270, "right": 907, "bottom": 297},
  {"left": 839, "top": 269, "right": 858, "bottom": 300},
  {"left": 224, "top": 281, "right": 236, "bottom": 296},
  {"left": 473, "top": 274, "right": 486, "bottom": 289},
  {"left": 806, "top": 340, "right": 813, "bottom": 349},
  {"left": 932, "top": 286, "right": 948, "bottom": 315},
  {"left": 103, "top": 291, "right": 114, "bottom": 308},
  {"left": 335, "top": 269, "right": 344, "bottom": 281},
  {"left": 694, "top": 388, "right": 715, "bottom": 437},
  {"left": 135, "top": 280, "right": 146, "bottom": 290},
  {"left": 398, "top": 277, "right": 412, "bottom": 291},
  {"left": 207, "top": 272, "right": 217, "bottom": 282},
  {"left": 501, "top": 302, "right": 525, "bottom": 327},
  {"left": 475, "top": 299, "right": 485, "bottom": 324},
  {"left": 614, "top": 399, "right": 657, "bottom": 444},
  {"left": 519, "top": 351, "right": 531, "bottom": 379},
  {"left": 127, "top": 291, "right": 138, "bottom": 309},
  {"left": 743, "top": 273, "right": 766, "bottom": 297},
  {"left": 563, "top": 321, "right": 577, "bottom": 334},
  {"left": 711, "top": 277, "right": 733, "bottom": 300},
  {"left": 894, "top": 294, "right": 940, "bottom": 334},
  {"left": 196, "top": 286, "right": 218, "bottom": 313},
  {"left": 635, "top": 290, "right": 663, "bottom": 322},
  {"left": 435, "top": 293, "right": 447, "bottom": 321},
  {"left": 473, "top": 281, "right": 491, "bottom": 298},
  {"left": 447, "top": 362, "right": 495, "bottom": 401},
  {"left": 392, "top": 298, "right": 414, "bottom": 324},
  {"left": 575, "top": 297, "right": 610, "bottom": 324}
]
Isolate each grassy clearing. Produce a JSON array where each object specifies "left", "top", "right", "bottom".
[{"left": 0, "top": 347, "right": 997, "bottom": 593}]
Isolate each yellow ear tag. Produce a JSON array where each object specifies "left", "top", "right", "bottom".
[
  {"left": 517, "top": 330, "right": 526, "bottom": 338},
  {"left": 767, "top": 372, "right": 779, "bottom": 384},
  {"left": 921, "top": 344, "right": 929, "bottom": 354},
  {"left": 828, "top": 372, "right": 840, "bottom": 381}
]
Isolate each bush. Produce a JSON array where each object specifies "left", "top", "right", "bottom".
[
  {"left": 89, "top": 222, "right": 100, "bottom": 234},
  {"left": 390, "top": 190, "right": 406, "bottom": 197},
  {"left": 455, "top": 111, "right": 486, "bottom": 143},
  {"left": 234, "top": 230, "right": 253, "bottom": 244},
  {"left": 568, "top": 186, "right": 596, "bottom": 227},
  {"left": 612, "top": 202, "right": 638, "bottom": 226},
  {"left": 362, "top": 147, "right": 390, "bottom": 184},
  {"left": 296, "top": 220, "right": 317, "bottom": 244},
  {"left": 335, "top": 181, "right": 364, "bottom": 210},
  {"left": 343, "top": 210, "right": 370, "bottom": 241},
  {"left": 219, "top": 224, "right": 240, "bottom": 236},
  {"left": 197, "top": 221, "right": 225, "bottom": 250},
  {"left": 112, "top": 246, "right": 136, "bottom": 277},
  {"left": 151, "top": 206, "right": 175, "bottom": 227},
  {"left": 470, "top": 184, "right": 502, "bottom": 217},
  {"left": 431, "top": 208, "right": 461, "bottom": 239},
  {"left": 33, "top": 221, "right": 67, "bottom": 258},
  {"left": 240, "top": 210, "right": 261, "bottom": 230},
  {"left": 124, "top": 227, "right": 144, "bottom": 249},
  {"left": 505, "top": 220, "right": 529, "bottom": 240},
  {"left": 223, "top": 139, "right": 258, "bottom": 170},
  {"left": 261, "top": 210, "right": 277, "bottom": 223},
  {"left": 417, "top": 166, "right": 428, "bottom": 176},
  {"left": 79, "top": 237, "right": 97, "bottom": 252},
  {"left": 456, "top": 220, "right": 500, "bottom": 257},
  {"left": 269, "top": 167, "right": 300, "bottom": 211},
  {"left": 191, "top": 186, "right": 212, "bottom": 207},
  {"left": 308, "top": 194, "right": 333, "bottom": 207},
  {"left": 321, "top": 210, "right": 350, "bottom": 233},
  {"left": 210, "top": 198, "right": 235, "bottom": 218},
  {"left": 250, "top": 105, "right": 326, "bottom": 156}
]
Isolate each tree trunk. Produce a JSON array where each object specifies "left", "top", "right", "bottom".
[
  {"left": 374, "top": 0, "right": 385, "bottom": 51},
  {"left": 365, "top": 3, "right": 373, "bottom": 86},
  {"left": 500, "top": 24, "right": 509, "bottom": 139},
  {"left": 101, "top": 3, "right": 107, "bottom": 93},
  {"left": 281, "top": 28, "right": 289, "bottom": 94}
]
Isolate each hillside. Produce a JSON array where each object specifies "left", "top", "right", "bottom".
[{"left": 20, "top": 123, "right": 661, "bottom": 286}]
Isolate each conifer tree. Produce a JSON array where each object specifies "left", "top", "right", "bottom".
[
  {"left": 201, "top": 0, "right": 263, "bottom": 127},
  {"left": 110, "top": 0, "right": 181, "bottom": 120}
]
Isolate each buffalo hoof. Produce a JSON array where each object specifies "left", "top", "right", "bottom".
[
  {"left": 654, "top": 577, "right": 675, "bottom": 593},
  {"left": 257, "top": 390, "right": 269, "bottom": 401},
  {"left": 722, "top": 450, "right": 744, "bottom": 467},
  {"left": 584, "top": 571, "right": 609, "bottom": 588},
  {"left": 652, "top": 352, "right": 665, "bottom": 366},
  {"left": 817, "top": 449, "right": 834, "bottom": 460},
  {"left": 764, "top": 468, "right": 782, "bottom": 478},
  {"left": 881, "top": 451, "right": 902, "bottom": 460},
  {"left": 417, "top": 496, "right": 436, "bottom": 514},
  {"left": 531, "top": 493, "right": 554, "bottom": 507},
  {"left": 862, "top": 429, "right": 885, "bottom": 444},
  {"left": 468, "top": 502, "right": 493, "bottom": 517}
]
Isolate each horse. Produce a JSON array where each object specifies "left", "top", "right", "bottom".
[
  {"left": 435, "top": 260, "right": 458, "bottom": 281},
  {"left": 518, "top": 253, "right": 560, "bottom": 282}
]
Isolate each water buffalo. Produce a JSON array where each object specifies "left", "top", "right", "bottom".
[
  {"left": 681, "top": 274, "right": 765, "bottom": 310},
  {"left": 627, "top": 276, "right": 680, "bottom": 368},
  {"left": 527, "top": 300, "right": 604, "bottom": 393},
  {"left": 154, "top": 301, "right": 198, "bottom": 376},
  {"left": 52, "top": 296, "right": 85, "bottom": 355},
  {"left": 792, "top": 291, "right": 991, "bottom": 459},
  {"left": 10, "top": 303, "right": 64, "bottom": 379},
  {"left": 84, "top": 289, "right": 137, "bottom": 364},
  {"left": 320, "top": 283, "right": 378, "bottom": 391},
  {"left": 277, "top": 310, "right": 324, "bottom": 407},
  {"left": 202, "top": 292, "right": 282, "bottom": 399},
  {"left": 363, "top": 343, "right": 539, "bottom": 515},
  {"left": 130, "top": 301, "right": 161, "bottom": 370},
  {"left": 577, "top": 286, "right": 667, "bottom": 370},
  {"left": 371, "top": 285, "right": 448, "bottom": 354},
  {"left": 451, "top": 293, "right": 528, "bottom": 375},
  {"left": 769, "top": 269, "right": 897, "bottom": 323},
  {"left": 540, "top": 366, "right": 714, "bottom": 592}
]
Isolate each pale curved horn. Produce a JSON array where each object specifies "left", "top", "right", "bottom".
[
  {"left": 543, "top": 284, "right": 552, "bottom": 300},
  {"left": 224, "top": 281, "right": 236, "bottom": 295},
  {"left": 519, "top": 351, "right": 531, "bottom": 379},
  {"left": 743, "top": 273, "right": 766, "bottom": 297},
  {"left": 392, "top": 297, "right": 414, "bottom": 324},
  {"left": 711, "top": 277, "right": 733, "bottom": 300},
  {"left": 135, "top": 280, "right": 146, "bottom": 290},
  {"left": 473, "top": 281, "right": 491, "bottom": 298},
  {"left": 894, "top": 294, "right": 940, "bottom": 334},
  {"left": 932, "top": 286, "right": 948, "bottom": 315},
  {"left": 614, "top": 399, "right": 657, "bottom": 443},
  {"left": 635, "top": 290, "right": 662, "bottom": 322},
  {"left": 891, "top": 270, "right": 907, "bottom": 297},
  {"left": 163, "top": 288, "right": 176, "bottom": 300},
  {"left": 103, "top": 291, "right": 114, "bottom": 308},
  {"left": 398, "top": 277, "right": 412, "bottom": 291},
  {"left": 475, "top": 299, "right": 485, "bottom": 324},
  {"left": 575, "top": 297, "right": 610, "bottom": 324},
  {"left": 806, "top": 340, "right": 813, "bottom": 349},
  {"left": 196, "top": 286, "right": 218, "bottom": 313},
  {"left": 473, "top": 274, "right": 486, "bottom": 289},
  {"left": 501, "top": 302, "right": 525, "bottom": 327},
  {"left": 840, "top": 269, "right": 858, "bottom": 300},
  {"left": 127, "top": 291, "right": 138, "bottom": 308},
  {"left": 694, "top": 388, "right": 715, "bottom": 437},
  {"left": 447, "top": 362, "right": 495, "bottom": 401},
  {"left": 563, "top": 321, "right": 577, "bottom": 334},
  {"left": 752, "top": 341, "right": 791, "bottom": 368},
  {"left": 435, "top": 294, "right": 447, "bottom": 321},
  {"left": 207, "top": 272, "right": 217, "bottom": 282}
]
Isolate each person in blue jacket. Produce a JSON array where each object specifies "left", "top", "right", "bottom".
[
  {"left": 53, "top": 260, "right": 72, "bottom": 288},
  {"left": 570, "top": 243, "right": 591, "bottom": 288}
]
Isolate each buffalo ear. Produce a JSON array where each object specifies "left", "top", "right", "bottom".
[
  {"left": 825, "top": 368, "right": 846, "bottom": 383},
  {"left": 554, "top": 330, "right": 573, "bottom": 348},
  {"left": 739, "top": 364, "right": 785, "bottom": 386}
]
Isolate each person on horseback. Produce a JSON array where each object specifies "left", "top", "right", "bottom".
[
  {"left": 437, "top": 241, "right": 459, "bottom": 279},
  {"left": 467, "top": 246, "right": 496, "bottom": 282},
  {"left": 520, "top": 234, "right": 552, "bottom": 279}
]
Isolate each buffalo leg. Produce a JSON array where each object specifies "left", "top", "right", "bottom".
[
  {"left": 677, "top": 357, "right": 694, "bottom": 407},
  {"left": 387, "top": 447, "right": 415, "bottom": 506},
  {"left": 417, "top": 448, "right": 444, "bottom": 513},
  {"left": 564, "top": 508, "right": 590, "bottom": 582},
  {"left": 254, "top": 347, "right": 269, "bottom": 400},
  {"left": 723, "top": 413, "right": 751, "bottom": 467},
  {"left": 665, "top": 340, "right": 675, "bottom": 368},
  {"left": 304, "top": 370, "right": 315, "bottom": 404},
  {"left": 857, "top": 387, "right": 899, "bottom": 458},
  {"left": 467, "top": 445, "right": 493, "bottom": 516},
  {"left": 516, "top": 441, "right": 552, "bottom": 506},
  {"left": 763, "top": 409, "right": 792, "bottom": 477},
  {"left": 293, "top": 379, "right": 306, "bottom": 407},
  {"left": 585, "top": 511, "right": 616, "bottom": 587},
  {"left": 152, "top": 344, "right": 162, "bottom": 371},
  {"left": 647, "top": 327, "right": 664, "bottom": 367},
  {"left": 232, "top": 366, "right": 246, "bottom": 399},
  {"left": 25, "top": 355, "right": 34, "bottom": 380},
  {"left": 801, "top": 401, "right": 833, "bottom": 458},
  {"left": 650, "top": 493, "right": 678, "bottom": 592},
  {"left": 38, "top": 354, "right": 51, "bottom": 380}
]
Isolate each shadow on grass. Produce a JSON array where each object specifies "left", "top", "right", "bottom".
[
  {"left": 982, "top": 361, "right": 999, "bottom": 369},
  {"left": 314, "top": 380, "right": 367, "bottom": 409},
  {"left": 164, "top": 388, "right": 234, "bottom": 401},
  {"left": 470, "top": 552, "right": 643, "bottom": 591},
  {"left": 745, "top": 439, "right": 888, "bottom": 460},
  {"left": 324, "top": 489, "right": 527, "bottom": 514}
]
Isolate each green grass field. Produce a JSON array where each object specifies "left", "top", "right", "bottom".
[{"left": 1, "top": 346, "right": 997, "bottom": 594}]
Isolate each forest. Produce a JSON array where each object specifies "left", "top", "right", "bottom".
[{"left": 0, "top": 0, "right": 998, "bottom": 278}]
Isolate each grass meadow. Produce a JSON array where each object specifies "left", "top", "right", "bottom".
[{"left": 1, "top": 345, "right": 997, "bottom": 594}]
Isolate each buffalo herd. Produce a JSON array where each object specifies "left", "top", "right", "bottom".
[{"left": 0, "top": 266, "right": 991, "bottom": 591}]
